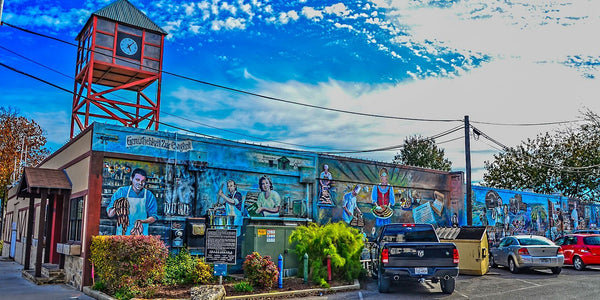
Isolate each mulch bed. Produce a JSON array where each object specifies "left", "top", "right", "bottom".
[{"left": 149, "top": 277, "right": 353, "bottom": 299}]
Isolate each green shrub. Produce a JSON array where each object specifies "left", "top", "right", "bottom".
[
  {"left": 233, "top": 281, "right": 254, "bottom": 292},
  {"left": 163, "top": 249, "right": 214, "bottom": 285},
  {"left": 289, "top": 222, "right": 364, "bottom": 284},
  {"left": 89, "top": 235, "right": 168, "bottom": 299},
  {"left": 242, "top": 252, "right": 279, "bottom": 290},
  {"left": 192, "top": 257, "right": 213, "bottom": 284},
  {"left": 163, "top": 249, "right": 196, "bottom": 285}
]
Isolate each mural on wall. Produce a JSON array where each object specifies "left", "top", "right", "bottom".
[
  {"left": 315, "top": 157, "right": 462, "bottom": 237},
  {"left": 470, "top": 186, "right": 600, "bottom": 245},
  {"left": 472, "top": 187, "right": 554, "bottom": 245}
]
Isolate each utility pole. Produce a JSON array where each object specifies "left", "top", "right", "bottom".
[{"left": 464, "top": 115, "right": 472, "bottom": 225}]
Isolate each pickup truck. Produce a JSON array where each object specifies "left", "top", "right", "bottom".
[{"left": 369, "top": 223, "right": 459, "bottom": 294}]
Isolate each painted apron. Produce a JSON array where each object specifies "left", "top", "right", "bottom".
[{"left": 124, "top": 187, "right": 149, "bottom": 235}]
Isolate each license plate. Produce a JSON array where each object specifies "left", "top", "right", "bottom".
[
  {"left": 415, "top": 267, "right": 428, "bottom": 274},
  {"left": 540, "top": 258, "right": 550, "bottom": 263}
]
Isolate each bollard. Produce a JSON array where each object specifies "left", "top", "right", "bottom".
[
  {"left": 327, "top": 254, "right": 331, "bottom": 282},
  {"left": 278, "top": 254, "right": 283, "bottom": 289},
  {"left": 303, "top": 253, "right": 309, "bottom": 284}
]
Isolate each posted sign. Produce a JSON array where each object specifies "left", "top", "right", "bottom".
[{"left": 205, "top": 229, "right": 237, "bottom": 265}]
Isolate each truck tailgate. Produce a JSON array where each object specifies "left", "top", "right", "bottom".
[{"left": 383, "top": 242, "right": 457, "bottom": 267}]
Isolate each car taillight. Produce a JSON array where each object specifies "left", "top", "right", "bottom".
[
  {"left": 382, "top": 248, "right": 389, "bottom": 264},
  {"left": 518, "top": 248, "right": 530, "bottom": 255},
  {"left": 402, "top": 224, "right": 415, "bottom": 227},
  {"left": 453, "top": 248, "right": 459, "bottom": 264},
  {"left": 557, "top": 248, "right": 564, "bottom": 255}
]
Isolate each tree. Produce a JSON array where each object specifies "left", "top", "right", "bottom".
[
  {"left": 0, "top": 107, "right": 50, "bottom": 217},
  {"left": 483, "top": 109, "right": 600, "bottom": 202},
  {"left": 393, "top": 135, "right": 452, "bottom": 171}
]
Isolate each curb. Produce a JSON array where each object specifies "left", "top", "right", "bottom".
[
  {"left": 224, "top": 279, "right": 361, "bottom": 300},
  {"left": 83, "top": 286, "right": 117, "bottom": 300},
  {"left": 82, "top": 279, "right": 360, "bottom": 300}
]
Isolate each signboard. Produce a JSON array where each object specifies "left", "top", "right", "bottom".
[
  {"left": 213, "top": 264, "right": 227, "bottom": 276},
  {"left": 267, "top": 229, "right": 276, "bottom": 243},
  {"left": 205, "top": 229, "right": 237, "bottom": 265}
]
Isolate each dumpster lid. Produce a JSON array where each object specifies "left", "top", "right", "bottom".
[
  {"left": 436, "top": 226, "right": 486, "bottom": 240},
  {"left": 436, "top": 227, "right": 461, "bottom": 240}
]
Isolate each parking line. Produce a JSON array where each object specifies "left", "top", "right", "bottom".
[{"left": 515, "top": 278, "right": 542, "bottom": 287}]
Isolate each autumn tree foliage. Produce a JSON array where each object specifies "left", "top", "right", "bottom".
[
  {"left": 0, "top": 107, "right": 50, "bottom": 210},
  {"left": 483, "top": 109, "right": 600, "bottom": 202},
  {"left": 393, "top": 135, "right": 452, "bottom": 171}
]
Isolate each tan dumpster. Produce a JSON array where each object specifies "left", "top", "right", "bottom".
[{"left": 436, "top": 226, "right": 489, "bottom": 275}]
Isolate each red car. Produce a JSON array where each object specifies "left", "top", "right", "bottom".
[{"left": 554, "top": 234, "right": 600, "bottom": 270}]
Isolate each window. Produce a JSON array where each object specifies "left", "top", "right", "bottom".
[
  {"left": 583, "top": 236, "right": 600, "bottom": 245},
  {"left": 68, "top": 197, "right": 84, "bottom": 242},
  {"left": 517, "top": 237, "right": 552, "bottom": 246}
]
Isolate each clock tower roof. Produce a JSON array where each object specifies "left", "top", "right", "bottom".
[{"left": 79, "top": 0, "right": 167, "bottom": 38}]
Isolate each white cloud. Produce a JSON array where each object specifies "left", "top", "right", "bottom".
[
  {"left": 324, "top": 3, "right": 350, "bottom": 17},
  {"left": 302, "top": 7, "right": 323, "bottom": 20},
  {"left": 220, "top": 2, "right": 237, "bottom": 15},
  {"left": 211, "top": 17, "right": 246, "bottom": 30},
  {"left": 278, "top": 10, "right": 299, "bottom": 24}
]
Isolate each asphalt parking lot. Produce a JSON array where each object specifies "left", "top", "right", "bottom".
[{"left": 323, "top": 265, "right": 600, "bottom": 300}]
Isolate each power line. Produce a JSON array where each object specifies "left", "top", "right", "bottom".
[
  {"left": 2, "top": 60, "right": 468, "bottom": 155},
  {"left": 470, "top": 125, "right": 509, "bottom": 150},
  {"left": 470, "top": 119, "right": 580, "bottom": 126},
  {"left": 1, "top": 21, "right": 463, "bottom": 123}
]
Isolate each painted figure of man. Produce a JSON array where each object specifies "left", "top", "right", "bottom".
[
  {"left": 371, "top": 167, "right": 395, "bottom": 227},
  {"left": 571, "top": 202, "right": 579, "bottom": 230},
  {"left": 218, "top": 180, "right": 244, "bottom": 217},
  {"left": 107, "top": 168, "right": 158, "bottom": 235},
  {"left": 319, "top": 164, "right": 332, "bottom": 191},
  {"left": 256, "top": 175, "right": 281, "bottom": 217},
  {"left": 343, "top": 184, "right": 362, "bottom": 224},
  {"left": 218, "top": 179, "right": 245, "bottom": 235}
]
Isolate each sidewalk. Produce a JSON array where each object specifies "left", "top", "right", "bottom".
[{"left": 0, "top": 257, "right": 95, "bottom": 300}]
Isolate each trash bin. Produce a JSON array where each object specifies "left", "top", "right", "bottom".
[{"left": 436, "top": 226, "right": 489, "bottom": 275}]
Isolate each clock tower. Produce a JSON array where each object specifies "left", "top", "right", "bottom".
[{"left": 71, "top": 0, "right": 167, "bottom": 138}]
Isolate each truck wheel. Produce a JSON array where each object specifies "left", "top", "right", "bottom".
[
  {"left": 377, "top": 268, "right": 390, "bottom": 293},
  {"left": 508, "top": 257, "right": 520, "bottom": 274},
  {"left": 551, "top": 267, "right": 562, "bottom": 274},
  {"left": 573, "top": 256, "right": 586, "bottom": 271},
  {"left": 440, "top": 277, "right": 455, "bottom": 294}
]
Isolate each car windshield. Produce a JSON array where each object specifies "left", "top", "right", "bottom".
[
  {"left": 583, "top": 236, "right": 600, "bottom": 245},
  {"left": 517, "top": 238, "right": 552, "bottom": 246}
]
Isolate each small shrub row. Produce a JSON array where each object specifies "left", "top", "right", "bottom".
[{"left": 89, "top": 235, "right": 168, "bottom": 299}]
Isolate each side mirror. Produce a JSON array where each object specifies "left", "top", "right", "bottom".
[{"left": 482, "top": 248, "right": 487, "bottom": 258}]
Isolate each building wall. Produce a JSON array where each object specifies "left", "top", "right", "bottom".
[
  {"left": 314, "top": 156, "right": 464, "bottom": 236},
  {"left": 64, "top": 255, "right": 84, "bottom": 288},
  {"left": 470, "top": 186, "right": 593, "bottom": 244},
  {"left": 2, "top": 123, "right": 465, "bottom": 290},
  {"left": 40, "top": 129, "right": 92, "bottom": 170}
]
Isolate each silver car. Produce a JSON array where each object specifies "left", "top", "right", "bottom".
[{"left": 490, "top": 235, "right": 564, "bottom": 274}]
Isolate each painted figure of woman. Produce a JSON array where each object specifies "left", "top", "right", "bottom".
[{"left": 256, "top": 175, "right": 281, "bottom": 217}]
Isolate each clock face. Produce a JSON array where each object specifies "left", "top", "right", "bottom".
[{"left": 120, "top": 37, "right": 138, "bottom": 56}]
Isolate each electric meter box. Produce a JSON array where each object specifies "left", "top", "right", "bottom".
[{"left": 242, "top": 224, "right": 299, "bottom": 277}]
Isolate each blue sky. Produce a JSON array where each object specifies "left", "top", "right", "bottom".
[{"left": 1, "top": 0, "right": 600, "bottom": 183}]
